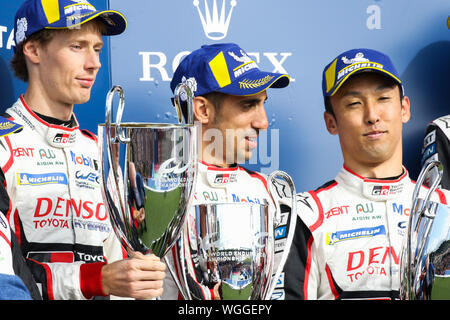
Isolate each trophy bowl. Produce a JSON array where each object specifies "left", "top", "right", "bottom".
[
  {"left": 173, "top": 170, "right": 296, "bottom": 300},
  {"left": 400, "top": 160, "right": 450, "bottom": 300},
  {"left": 177, "top": 202, "right": 273, "bottom": 300},
  {"left": 98, "top": 85, "right": 198, "bottom": 257}
]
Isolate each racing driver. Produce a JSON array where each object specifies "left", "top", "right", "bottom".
[
  {"left": 420, "top": 19, "right": 450, "bottom": 190},
  {"left": 161, "top": 43, "right": 291, "bottom": 299},
  {"left": 0, "top": 0, "right": 166, "bottom": 300},
  {"left": 273, "top": 48, "right": 450, "bottom": 300},
  {"left": 0, "top": 116, "right": 41, "bottom": 300},
  {"left": 421, "top": 115, "right": 450, "bottom": 189}
]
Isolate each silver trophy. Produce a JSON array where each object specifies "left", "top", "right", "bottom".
[
  {"left": 174, "top": 170, "right": 296, "bottom": 300},
  {"left": 98, "top": 84, "right": 198, "bottom": 258},
  {"left": 400, "top": 160, "right": 450, "bottom": 300}
]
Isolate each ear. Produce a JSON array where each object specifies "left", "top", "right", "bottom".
[
  {"left": 400, "top": 95, "right": 411, "bottom": 124},
  {"left": 324, "top": 111, "right": 339, "bottom": 135},
  {"left": 22, "top": 40, "right": 41, "bottom": 64},
  {"left": 193, "top": 96, "right": 214, "bottom": 124}
]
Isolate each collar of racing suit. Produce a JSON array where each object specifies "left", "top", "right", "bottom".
[
  {"left": 199, "top": 160, "right": 242, "bottom": 189},
  {"left": 336, "top": 165, "right": 410, "bottom": 201},
  {"left": 13, "top": 95, "right": 80, "bottom": 149}
]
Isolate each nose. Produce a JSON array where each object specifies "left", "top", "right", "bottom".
[
  {"left": 85, "top": 48, "right": 101, "bottom": 71},
  {"left": 365, "top": 99, "right": 380, "bottom": 125},
  {"left": 252, "top": 104, "right": 269, "bottom": 130}
]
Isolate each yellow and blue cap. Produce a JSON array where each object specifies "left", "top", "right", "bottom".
[
  {"left": 322, "top": 48, "right": 402, "bottom": 97},
  {"left": 0, "top": 117, "right": 23, "bottom": 137},
  {"left": 13, "top": 0, "right": 126, "bottom": 48},
  {"left": 170, "top": 43, "right": 290, "bottom": 97}
]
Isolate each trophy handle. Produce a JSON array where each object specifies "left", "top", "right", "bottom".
[
  {"left": 267, "top": 170, "right": 297, "bottom": 227},
  {"left": 402, "top": 160, "right": 443, "bottom": 299},
  {"left": 173, "top": 83, "right": 194, "bottom": 125},
  {"left": 105, "top": 85, "right": 130, "bottom": 144},
  {"left": 411, "top": 160, "right": 443, "bottom": 218},
  {"left": 266, "top": 170, "right": 297, "bottom": 300},
  {"left": 103, "top": 85, "right": 134, "bottom": 251}
]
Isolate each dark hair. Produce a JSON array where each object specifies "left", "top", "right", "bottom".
[
  {"left": 11, "top": 20, "right": 106, "bottom": 82},
  {"left": 180, "top": 91, "right": 227, "bottom": 123}
]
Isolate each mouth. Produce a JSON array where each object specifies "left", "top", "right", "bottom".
[
  {"left": 77, "top": 78, "right": 95, "bottom": 88},
  {"left": 245, "top": 136, "right": 258, "bottom": 149},
  {"left": 363, "top": 130, "right": 388, "bottom": 139}
]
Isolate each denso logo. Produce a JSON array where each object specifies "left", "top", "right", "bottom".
[
  {"left": 33, "top": 197, "right": 107, "bottom": 230},
  {"left": 346, "top": 246, "right": 400, "bottom": 282}
]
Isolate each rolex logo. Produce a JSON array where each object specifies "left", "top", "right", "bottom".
[{"left": 193, "top": 0, "right": 237, "bottom": 40}]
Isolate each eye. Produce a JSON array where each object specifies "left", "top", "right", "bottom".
[
  {"left": 346, "top": 101, "right": 361, "bottom": 107},
  {"left": 70, "top": 43, "right": 82, "bottom": 50}
]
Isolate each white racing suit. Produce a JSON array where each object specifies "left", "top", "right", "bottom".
[
  {"left": 0, "top": 97, "right": 126, "bottom": 300},
  {"left": 421, "top": 115, "right": 450, "bottom": 189},
  {"left": 273, "top": 166, "right": 449, "bottom": 300},
  {"left": 161, "top": 161, "right": 293, "bottom": 299}
]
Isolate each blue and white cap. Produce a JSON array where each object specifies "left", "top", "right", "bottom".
[
  {"left": 14, "top": 0, "right": 127, "bottom": 48},
  {"left": 170, "top": 43, "right": 290, "bottom": 96},
  {"left": 0, "top": 117, "right": 23, "bottom": 137},
  {"left": 322, "top": 48, "right": 402, "bottom": 97}
]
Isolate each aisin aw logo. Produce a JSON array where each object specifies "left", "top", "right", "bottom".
[{"left": 193, "top": 0, "right": 237, "bottom": 40}]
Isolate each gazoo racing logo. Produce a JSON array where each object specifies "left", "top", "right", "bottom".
[
  {"left": 53, "top": 133, "right": 75, "bottom": 145},
  {"left": 371, "top": 184, "right": 403, "bottom": 196},
  {"left": 214, "top": 173, "right": 237, "bottom": 184}
]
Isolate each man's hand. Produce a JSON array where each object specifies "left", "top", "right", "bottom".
[{"left": 101, "top": 251, "right": 166, "bottom": 299}]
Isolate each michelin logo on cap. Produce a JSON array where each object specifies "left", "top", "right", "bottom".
[
  {"left": 322, "top": 48, "right": 402, "bottom": 97},
  {"left": 337, "top": 52, "right": 384, "bottom": 81}
]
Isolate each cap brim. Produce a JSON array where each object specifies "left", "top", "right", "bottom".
[
  {"left": 216, "top": 70, "right": 290, "bottom": 96},
  {"left": 328, "top": 67, "right": 401, "bottom": 96},
  {"left": 46, "top": 10, "right": 127, "bottom": 36},
  {"left": 0, "top": 116, "right": 23, "bottom": 137}
]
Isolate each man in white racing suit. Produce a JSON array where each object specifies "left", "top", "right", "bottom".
[
  {"left": 160, "top": 43, "right": 291, "bottom": 299},
  {"left": 421, "top": 115, "right": 450, "bottom": 189},
  {"left": 0, "top": 116, "right": 41, "bottom": 300},
  {"left": 0, "top": 0, "right": 166, "bottom": 300},
  {"left": 273, "top": 48, "right": 449, "bottom": 300}
]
